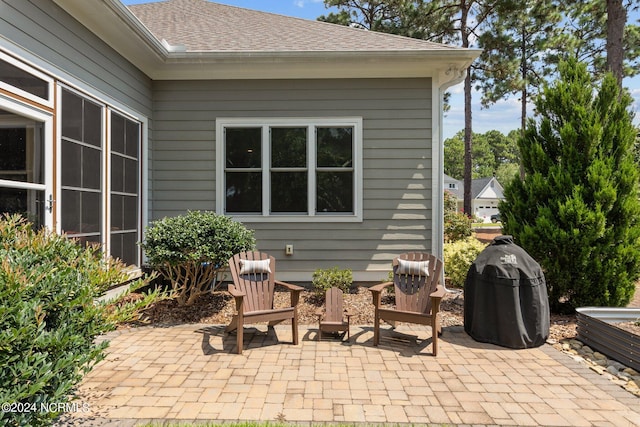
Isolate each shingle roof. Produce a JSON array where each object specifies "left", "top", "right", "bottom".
[
  {"left": 127, "top": 0, "right": 456, "bottom": 53},
  {"left": 472, "top": 177, "right": 493, "bottom": 199}
]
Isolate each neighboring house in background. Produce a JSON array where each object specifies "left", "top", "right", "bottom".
[
  {"left": 471, "top": 177, "right": 504, "bottom": 223},
  {"left": 444, "top": 175, "right": 504, "bottom": 223},
  {"left": 0, "top": 0, "right": 479, "bottom": 281},
  {"left": 444, "top": 174, "right": 462, "bottom": 203}
]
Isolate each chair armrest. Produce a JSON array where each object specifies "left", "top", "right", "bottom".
[
  {"left": 430, "top": 285, "right": 445, "bottom": 314},
  {"left": 369, "top": 281, "right": 393, "bottom": 308},
  {"left": 369, "top": 281, "right": 393, "bottom": 294},
  {"left": 429, "top": 285, "right": 446, "bottom": 300},
  {"left": 275, "top": 280, "right": 304, "bottom": 306},
  {"left": 275, "top": 280, "right": 304, "bottom": 292},
  {"left": 228, "top": 284, "right": 245, "bottom": 299},
  {"left": 228, "top": 284, "right": 245, "bottom": 312}
]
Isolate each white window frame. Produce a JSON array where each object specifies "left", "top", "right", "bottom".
[
  {"left": 0, "top": 50, "right": 54, "bottom": 109},
  {"left": 0, "top": 94, "right": 54, "bottom": 229},
  {"left": 216, "top": 117, "right": 363, "bottom": 223}
]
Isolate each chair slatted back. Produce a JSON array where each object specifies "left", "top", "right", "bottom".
[
  {"left": 229, "top": 251, "right": 276, "bottom": 313},
  {"left": 324, "top": 287, "right": 344, "bottom": 323},
  {"left": 393, "top": 252, "right": 442, "bottom": 315}
]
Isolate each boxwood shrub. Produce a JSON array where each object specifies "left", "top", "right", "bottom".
[{"left": 140, "top": 211, "right": 256, "bottom": 305}]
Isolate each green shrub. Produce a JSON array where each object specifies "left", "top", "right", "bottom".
[
  {"left": 501, "top": 58, "right": 640, "bottom": 312},
  {"left": 444, "top": 237, "right": 487, "bottom": 288},
  {"left": 312, "top": 267, "right": 353, "bottom": 297},
  {"left": 140, "top": 211, "right": 256, "bottom": 305},
  {"left": 0, "top": 214, "right": 157, "bottom": 426},
  {"left": 444, "top": 190, "right": 473, "bottom": 242}
]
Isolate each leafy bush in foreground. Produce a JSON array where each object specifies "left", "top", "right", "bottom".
[{"left": 0, "top": 215, "right": 156, "bottom": 426}]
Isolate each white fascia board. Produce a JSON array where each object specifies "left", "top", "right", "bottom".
[
  {"left": 54, "top": 0, "right": 481, "bottom": 81},
  {"left": 154, "top": 50, "right": 482, "bottom": 80}
]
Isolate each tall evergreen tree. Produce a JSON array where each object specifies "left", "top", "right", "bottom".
[
  {"left": 475, "top": 0, "right": 563, "bottom": 134},
  {"left": 429, "top": 0, "right": 518, "bottom": 215},
  {"left": 555, "top": 0, "right": 640, "bottom": 83},
  {"left": 500, "top": 58, "right": 640, "bottom": 313},
  {"left": 318, "top": 0, "right": 457, "bottom": 41},
  {"left": 606, "top": 0, "right": 627, "bottom": 85}
]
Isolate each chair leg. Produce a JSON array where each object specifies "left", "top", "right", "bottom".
[
  {"left": 432, "top": 317, "right": 438, "bottom": 357},
  {"left": 373, "top": 310, "right": 380, "bottom": 346},
  {"left": 236, "top": 311, "right": 244, "bottom": 354},
  {"left": 237, "top": 325, "right": 243, "bottom": 355},
  {"left": 292, "top": 315, "right": 299, "bottom": 345}
]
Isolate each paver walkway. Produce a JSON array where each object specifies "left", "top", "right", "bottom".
[{"left": 62, "top": 324, "right": 639, "bottom": 426}]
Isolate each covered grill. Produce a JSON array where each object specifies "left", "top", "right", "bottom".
[{"left": 464, "top": 235, "right": 550, "bottom": 349}]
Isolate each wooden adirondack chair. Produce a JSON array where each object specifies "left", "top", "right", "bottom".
[
  {"left": 315, "top": 287, "right": 354, "bottom": 341},
  {"left": 369, "top": 252, "right": 446, "bottom": 356},
  {"left": 226, "top": 251, "right": 303, "bottom": 354}
]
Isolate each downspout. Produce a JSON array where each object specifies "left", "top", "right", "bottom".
[{"left": 433, "top": 64, "right": 473, "bottom": 286}]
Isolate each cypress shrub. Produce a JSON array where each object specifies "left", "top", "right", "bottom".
[{"left": 500, "top": 58, "right": 640, "bottom": 313}]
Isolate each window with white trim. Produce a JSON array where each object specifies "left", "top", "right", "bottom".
[
  {"left": 0, "top": 51, "right": 54, "bottom": 108},
  {"left": 216, "top": 118, "right": 362, "bottom": 222}
]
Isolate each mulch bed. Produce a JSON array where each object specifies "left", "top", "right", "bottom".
[{"left": 127, "top": 286, "right": 581, "bottom": 343}]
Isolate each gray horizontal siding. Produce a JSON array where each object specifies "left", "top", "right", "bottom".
[
  {"left": 151, "top": 78, "right": 433, "bottom": 278},
  {"left": 1, "top": 0, "right": 152, "bottom": 116}
]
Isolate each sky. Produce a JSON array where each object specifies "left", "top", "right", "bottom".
[{"left": 123, "top": 0, "right": 640, "bottom": 140}]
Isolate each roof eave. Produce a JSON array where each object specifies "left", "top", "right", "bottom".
[
  {"left": 53, "top": 0, "right": 169, "bottom": 71},
  {"left": 54, "top": 0, "right": 480, "bottom": 81},
  {"left": 155, "top": 50, "right": 481, "bottom": 80}
]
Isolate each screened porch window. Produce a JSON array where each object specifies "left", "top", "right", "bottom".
[
  {"left": 61, "top": 88, "right": 102, "bottom": 246},
  {"left": 110, "top": 112, "right": 140, "bottom": 266},
  {"left": 60, "top": 88, "right": 142, "bottom": 265}
]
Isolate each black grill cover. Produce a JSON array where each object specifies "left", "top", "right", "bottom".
[{"left": 464, "top": 235, "right": 550, "bottom": 349}]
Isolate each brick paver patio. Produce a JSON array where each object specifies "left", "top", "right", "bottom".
[{"left": 61, "top": 324, "right": 640, "bottom": 426}]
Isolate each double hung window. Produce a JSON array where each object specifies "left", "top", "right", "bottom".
[{"left": 217, "top": 118, "right": 362, "bottom": 222}]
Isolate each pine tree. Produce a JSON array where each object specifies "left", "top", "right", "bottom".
[{"left": 500, "top": 57, "right": 640, "bottom": 313}]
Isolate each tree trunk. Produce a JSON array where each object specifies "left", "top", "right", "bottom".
[
  {"left": 520, "top": 21, "right": 527, "bottom": 179},
  {"left": 464, "top": 68, "right": 473, "bottom": 216},
  {"left": 606, "top": 0, "right": 626, "bottom": 86},
  {"left": 462, "top": 0, "right": 473, "bottom": 216},
  {"left": 520, "top": 22, "right": 527, "bottom": 135}
]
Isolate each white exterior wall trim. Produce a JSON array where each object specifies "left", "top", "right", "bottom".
[{"left": 431, "top": 66, "right": 471, "bottom": 262}]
